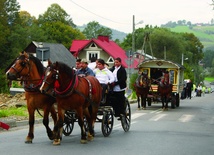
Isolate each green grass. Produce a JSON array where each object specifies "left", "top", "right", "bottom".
[
  {"left": 0, "top": 106, "right": 28, "bottom": 118},
  {"left": 205, "top": 77, "right": 214, "bottom": 82},
  {"left": 170, "top": 25, "right": 214, "bottom": 49}
]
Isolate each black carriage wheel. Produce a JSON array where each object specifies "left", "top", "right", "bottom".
[
  {"left": 147, "top": 98, "right": 152, "bottom": 106},
  {"left": 121, "top": 98, "right": 131, "bottom": 132},
  {"left": 171, "top": 95, "right": 176, "bottom": 109},
  {"left": 101, "top": 109, "right": 114, "bottom": 137},
  {"left": 63, "top": 111, "right": 75, "bottom": 136},
  {"left": 176, "top": 93, "right": 180, "bottom": 107}
]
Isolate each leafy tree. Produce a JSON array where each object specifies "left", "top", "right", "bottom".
[
  {"left": 181, "top": 32, "right": 204, "bottom": 65},
  {"left": 0, "top": 0, "right": 20, "bottom": 93},
  {"left": 38, "top": 3, "right": 85, "bottom": 49},
  {"left": 0, "top": 0, "right": 20, "bottom": 69},
  {"left": 82, "top": 21, "right": 112, "bottom": 39},
  {"left": 19, "top": 11, "right": 48, "bottom": 43},
  {"left": 38, "top": 3, "right": 75, "bottom": 27},
  {"left": 41, "top": 21, "right": 85, "bottom": 49},
  {"left": 203, "top": 50, "right": 214, "bottom": 68}
]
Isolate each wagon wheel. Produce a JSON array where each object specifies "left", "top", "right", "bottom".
[
  {"left": 147, "top": 97, "right": 152, "bottom": 106},
  {"left": 176, "top": 93, "right": 180, "bottom": 107},
  {"left": 121, "top": 98, "right": 131, "bottom": 132},
  {"left": 171, "top": 95, "right": 176, "bottom": 109},
  {"left": 63, "top": 111, "right": 75, "bottom": 136},
  {"left": 101, "top": 109, "right": 114, "bottom": 137}
]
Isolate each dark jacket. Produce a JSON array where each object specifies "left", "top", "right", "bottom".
[{"left": 109, "top": 66, "right": 127, "bottom": 89}]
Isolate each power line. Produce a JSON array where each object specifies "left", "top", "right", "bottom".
[{"left": 69, "top": 0, "right": 128, "bottom": 25}]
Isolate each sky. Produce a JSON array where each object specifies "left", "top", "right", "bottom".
[{"left": 17, "top": 0, "right": 214, "bottom": 33}]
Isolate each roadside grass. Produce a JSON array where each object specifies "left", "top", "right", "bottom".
[
  {"left": 204, "top": 77, "right": 214, "bottom": 82},
  {"left": 0, "top": 106, "right": 28, "bottom": 118}
]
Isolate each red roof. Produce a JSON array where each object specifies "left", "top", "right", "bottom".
[{"left": 69, "top": 36, "right": 139, "bottom": 68}]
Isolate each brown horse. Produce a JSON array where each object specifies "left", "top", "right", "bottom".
[
  {"left": 40, "top": 60, "right": 102, "bottom": 145},
  {"left": 157, "top": 71, "right": 172, "bottom": 110},
  {"left": 135, "top": 73, "right": 151, "bottom": 109},
  {"left": 6, "top": 52, "right": 57, "bottom": 143}
]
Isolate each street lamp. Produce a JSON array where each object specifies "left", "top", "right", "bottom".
[
  {"left": 181, "top": 53, "right": 188, "bottom": 65},
  {"left": 132, "top": 15, "right": 143, "bottom": 53}
]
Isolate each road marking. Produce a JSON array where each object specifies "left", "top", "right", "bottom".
[
  {"left": 132, "top": 113, "right": 146, "bottom": 120},
  {"left": 178, "top": 114, "right": 194, "bottom": 122},
  {"left": 149, "top": 114, "right": 167, "bottom": 121},
  {"left": 150, "top": 109, "right": 163, "bottom": 114}
]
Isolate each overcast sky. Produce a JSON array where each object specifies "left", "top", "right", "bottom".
[{"left": 17, "top": 0, "right": 213, "bottom": 33}]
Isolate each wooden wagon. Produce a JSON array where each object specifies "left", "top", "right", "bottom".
[{"left": 137, "top": 59, "right": 185, "bottom": 108}]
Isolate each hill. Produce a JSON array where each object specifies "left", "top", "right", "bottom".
[
  {"left": 169, "top": 25, "right": 214, "bottom": 50},
  {"left": 77, "top": 25, "right": 127, "bottom": 42}
]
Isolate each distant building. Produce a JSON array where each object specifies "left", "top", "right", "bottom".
[
  {"left": 70, "top": 35, "right": 139, "bottom": 68},
  {"left": 24, "top": 41, "right": 76, "bottom": 67}
]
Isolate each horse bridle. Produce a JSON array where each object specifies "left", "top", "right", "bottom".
[
  {"left": 11, "top": 56, "right": 31, "bottom": 78},
  {"left": 42, "top": 66, "right": 82, "bottom": 97}
]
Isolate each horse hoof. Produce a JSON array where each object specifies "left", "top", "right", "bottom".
[
  {"left": 87, "top": 133, "right": 94, "bottom": 141},
  {"left": 142, "top": 107, "right": 146, "bottom": 110},
  {"left": 80, "top": 139, "right": 87, "bottom": 144},
  {"left": 25, "top": 140, "right": 32, "bottom": 144},
  {"left": 138, "top": 108, "right": 140, "bottom": 110},
  {"left": 53, "top": 139, "right": 61, "bottom": 145},
  {"left": 25, "top": 137, "right": 32, "bottom": 144}
]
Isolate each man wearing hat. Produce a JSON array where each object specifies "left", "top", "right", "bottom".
[{"left": 77, "top": 58, "right": 95, "bottom": 76}]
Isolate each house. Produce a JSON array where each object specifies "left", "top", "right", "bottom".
[
  {"left": 70, "top": 35, "right": 133, "bottom": 68},
  {"left": 24, "top": 41, "right": 76, "bottom": 67}
]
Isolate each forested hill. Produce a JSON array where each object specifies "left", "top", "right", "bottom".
[
  {"left": 168, "top": 25, "right": 214, "bottom": 50},
  {"left": 77, "top": 25, "right": 127, "bottom": 41},
  {"left": 78, "top": 24, "right": 214, "bottom": 50}
]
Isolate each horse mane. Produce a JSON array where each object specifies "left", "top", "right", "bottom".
[
  {"left": 57, "top": 62, "right": 74, "bottom": 77},
  {"left": 27, "top": 54, "right": 44, "bottom": 77}
]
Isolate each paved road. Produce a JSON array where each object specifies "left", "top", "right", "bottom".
[{"left": 0, "top": 92, "right": 214, "bottom": 155}]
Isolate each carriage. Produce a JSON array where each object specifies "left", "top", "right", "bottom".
[
  {"left": 6, "top": 52, "right": 131, "bottom": 145},
  {"left": 40, "top": 60, "right": 131, "bottom": 144},
  {"left": 63, "top": 94, "right": 131, "bottom": 137},
  {"left": 137, "top": 59, "right": 185, "bottom": 109}
]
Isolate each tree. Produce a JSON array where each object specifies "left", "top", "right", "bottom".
[
  {"left": 0, "top": 0, "right": 21, "bottom": 93},
  {"left": 38, "top": 3, "right": 85, "bottom": 49},
  {"left": 82, "top": 21, "right": 112, "bottom": 39},
  {"left": 41, "top": 21, "right": 85, "bottom": 48},
  {"left": 204, "top": 50, "right": 214, "bottom": 68},
  {"left": 38, "top": 3, "right": 75, "bottom": 27},
  {"left": 0, "top": 0, "right": 20, "bottom": 69}
]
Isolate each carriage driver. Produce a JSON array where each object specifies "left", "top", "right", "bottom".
[
  {"left": 77, "top": 58, "right": 95, "bottom": 76},
  {"left": 93, "top": 59, "right": 115, "bottom": 104},
  {"left": 109, "top": 57, "right": 127, "bottom": 117}
]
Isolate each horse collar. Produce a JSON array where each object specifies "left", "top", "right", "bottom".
[{"left": 54, "top": 74, "right": 78, "bottom": 96}]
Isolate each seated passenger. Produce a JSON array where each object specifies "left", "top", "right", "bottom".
[
  {"left": 94, "top": 59, "right": 115, "bottom": 103},
  {"left": 77, "top": 58, "right": 95, "bottom": 76}
]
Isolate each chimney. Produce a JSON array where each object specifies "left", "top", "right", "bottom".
[{"left": 98, "top": 35, "right": 109, "bottom": 42}]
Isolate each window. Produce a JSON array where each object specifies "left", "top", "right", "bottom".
[
  {"left": 107, "top": 56, "right": 114, "bottom": 63},
  {"left": 87, "top": 51, "right": 100, "bottom": 61}
]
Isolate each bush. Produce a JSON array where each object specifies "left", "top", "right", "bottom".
[
  {"left": 129, "top": 72, "right": 138, "bottom": 92},
  {"left": 0, "top": 69, "right": 10, "bottom": 93}
]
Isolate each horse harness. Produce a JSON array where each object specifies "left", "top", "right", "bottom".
[{"left": 53, "top": 72, "right": 93, "bottom": 104}]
